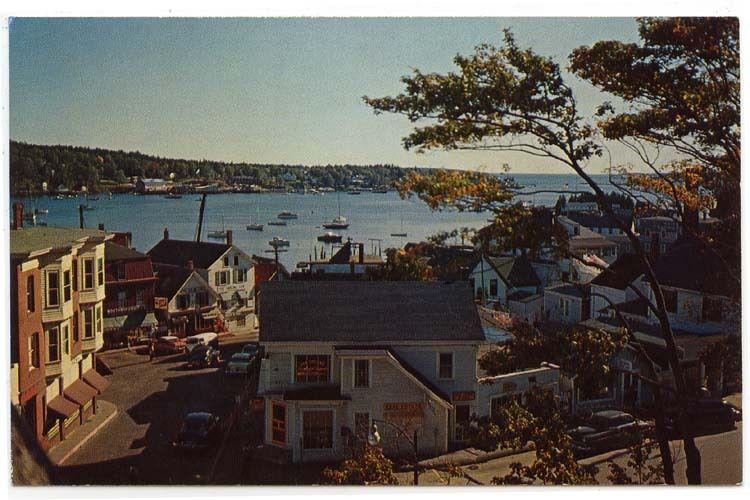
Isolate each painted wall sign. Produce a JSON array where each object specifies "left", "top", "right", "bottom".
[{"left": 452, "top": 391, "right": 476, "bottom": 401}]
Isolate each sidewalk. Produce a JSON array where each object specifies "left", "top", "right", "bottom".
[
  {"left": 48, "top": 400, "right": 118, "bottom": 466},
  {"left": 415, "top": 444, "right": 533, "bottom": 469}
]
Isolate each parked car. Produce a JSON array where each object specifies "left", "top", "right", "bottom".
[
  {"left": 241, "top": 342, "right": 260, "bottom": 357},
  {"left": 153, "top": 335, "right": 183, "bottom": 356},
  {"left": 186, "top": 345, "right": 221, "bottom": 369},
  {"left": 225, "top": 352, "right": 254, "bottom": 376},
  {"left": 664, "top": 399, "right": 741, "bottom": 437},
  {"left": 569, "top": 410, "right": 653, "bottom": 458},
  {"left": 185, "top": 332, "right": 219, "bottom": 354},
  {"left": 172, "top": 412, "right": 221, "bottom": 451}
]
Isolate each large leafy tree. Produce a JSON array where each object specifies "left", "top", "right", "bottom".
[
  {"left": 321, "top": 444, "right": 399, "bottom": 485},
  {"left": 364, "top": 25, "right": 712, "bottom": 484},
  {"left": 479, "top": 323, "right": 627, "bottom": 399},
  {"left": 570, "top": 17, "right": 740, "bottom": 296}
]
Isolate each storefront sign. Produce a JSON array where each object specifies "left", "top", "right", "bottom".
[
  {"left": 154, "top": 297, "right": 168, "bottom": 309},
  {"left": 452, "top": 391, "right": 476, "bottom": 401},
  {"left": 383, "top": 402, "right": 424, "bottom": 421}
]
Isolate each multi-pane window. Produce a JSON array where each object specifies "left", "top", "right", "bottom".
[
  {"left": 73, "top": 313, "right": 79, "bottom": 341},
  {"left": 196, "top": 291, "right": 209, "bottom": 307},
  {"left": 489, "top": 279, "right": 498, "bottom": 297},
  {"left": 438, "top": 352, "right": 453, "bottom": 379},
  {"left": 117, "top": 291, "right": 127, "bottom": 308},
  {"left": 303, "top": 410, "right": 333, "bottom": 449},
  {"left": 136, "top": 289, "right": 144, "bottom": 307},
  {"left": 295, "top": 355, "right": 329, "bottom": 383},
  {"left": 353, "top": 359, "right": 370, "bottom": 388},
  {"left": 117, "top": 264, "right": 126, "bottom": 280},
  {"left": 271, "top": 402, "right": 286, "bottom": 445},
  {"left": 83, "top": 308, "right": 94, "bottom": 338},
  {"left": 83, "top": 259, "right": 94, "bottom": 289},
  {"left": 354, "top": 412, "right": 370, "bottom": 440},
  {"left": 97, "top": 258, "right": 104, "bottom": 286},
  {"left": 47, "top": 327, "right": 60, "bottom": 362},
  {"left": 63, "top": 270, "right": 71, "bottom": 302},
  {"left": 26, "top": 275, "right": 35, "bottom": 312},
  {"left": 28, "top": 333, "right": 40, "bottom": 368},
  {"left": 176, "top": 294, "right": 190, "bottom": 309},
  {"left": 62, "top": 325, "right": 70, "bottom": 355},
  {"left": 235, "top": 268, "right": 248, "bottom": 283},
  {"left": 233, "top": 255, "right": 239, "bottom": 266},
  {"left": 96, "top": 305, "right": 103, "bottom": 334},
  {"left": 72, "top": 259, "right": 78, "bottom": 291},
  {"left": 214, "top": 271, "right": 230, "bottom": 286},
  {"left": 223, "top": 256, "right": 229, "bottom": 267},
  {"left": 47, "top": 271, "right": 60, "bottom": 307}
]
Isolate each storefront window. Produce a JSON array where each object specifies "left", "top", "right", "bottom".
[
  {"left": 303, "top": 410, "right": 333, "bottom": 449},
  {"left": 295, "top": 355, "right": 329, "bottom": 383}
]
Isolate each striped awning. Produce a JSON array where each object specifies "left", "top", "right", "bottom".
[
  {"left": 48, "top": 395, "right": 78, "bottom": 418},
  {"left": 63, "top": 379, "right": 98, "bottom": 406},
  {"left": 82, "top": 369, "right": 111, "bottom": 394}
]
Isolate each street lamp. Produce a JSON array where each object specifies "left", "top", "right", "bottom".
[{"left": 368, "top": 420, "right": 420, "bottom": 485}]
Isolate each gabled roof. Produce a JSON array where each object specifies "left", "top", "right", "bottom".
[
  {"left": 567, "top": 212, "right": 632, "bottom": 230},
  {"left": 153, "top": 263, "right": 197, "bottom": 300},
  {"left": 485, "top": 255, "right": 541, "bottom": 288},
  {"left": 650, "top": 237, "right": 734, "bottom": 296},
  {"left": 590, "top": 253, "right": 646, "bottom": 290},
  {"left": 10, "top": 226, "right": 109, "bottom": 257},
  {"left": 259, "top": 281, "right": 485, "bottom": 343},
  {"left": 147, "top": 238, "right": 231, "bottom": 270},
  {"left": 545, "top": 283, "right": 588, "bottom": 299},
  {"left": 105, "top": 241, "right": 149, "bottom": 262}
]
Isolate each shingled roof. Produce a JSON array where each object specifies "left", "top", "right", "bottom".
[
  {"left": 105, "top": 241, "right": 149, "bottom": 262},
  {"left": 590, "top": 253, "right": 646, "bottom": 290},
  {"left": 650, "top": 237, "right": 736, "bottom": 296},
  {"left": 486, "top": 255, "right": 541, "bottom": 288},
  {"left": 147, "top": 238, "right": 231, "bottom": 269},
  {"left": 153, "top": 263, "right": 195, "bottom": 300},
  {"left": 259, "top": 281, "right": 485, "bottom": 343}
]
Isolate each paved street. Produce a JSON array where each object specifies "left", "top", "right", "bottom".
[
  {"left": 58, "top": 332, "right": 258, "bottom": 485},
  {"left": 397, "top": 421, "right": 742, "bottom": 486}
]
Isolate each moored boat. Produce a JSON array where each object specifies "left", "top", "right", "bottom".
[
  {"left": 247, "top": 224, "right": 264, "bottom": 231},
  {"left": 322, "top": 215, "right": 349, "bottom": 229},
  {"left": 277, "top": 211, "right": 298, "bottom": 219},
  {"left": 268, "top": 220, "right": 287, "bottom": 226},
  {"left": 317, "top": 232, "right": 342, "bottom": 243},
  {"left": 269, "top": 237, "right": 290, "bottom": 248}
]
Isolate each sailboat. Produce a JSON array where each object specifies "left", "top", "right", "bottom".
[
  {"left": 247, "top": 197, "right": 264, "bottom": 231},
  {"left": 207, "top": 216, "right": 227, "bottom": 239},
  {"left": 323, "top": 192, "right": 350, "bottom": 229},
  {"left": 390, "top": 214, "right": 407, "bottom": 237}
]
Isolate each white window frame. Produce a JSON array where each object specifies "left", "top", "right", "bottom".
[
  {"left": 302, "top": 409, "right": 334, "bottom": 450},
  {"left": 437, "top": 352, "right": 454, "bottom": 380},
  {"left": 47, "top": 326, "right": 60, "bottom": 363},
  {"left": 353, "top": 359, "right": 371, "bottom": 389},
  {"left": 83, "top": 307, "right": 94, "bottom": 338},
  {"left": 83, "top": 258, "right": 94, "bottom": 290},
  {"left": 46, "top": 270, "right": 60, "bottom": 307}
]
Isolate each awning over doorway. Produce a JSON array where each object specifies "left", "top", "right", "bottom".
[
  {"left": 105, "top": 311, "right": 159, "bottom": 331},
  {"left": 82, "top": 369, "right": 111, "bottom": 394},
  {"left": 63, "top": 379, "right": 98, "bottom": 406},
  {"left": 47, "top": 395, "right": 78, "bottom": 418}
]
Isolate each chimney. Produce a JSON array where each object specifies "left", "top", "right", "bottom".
[
  {"left": 12, "top": 202, "right": 23, "bottom": 230},
  {"left": 226, "top": 230, "right": 233, "bottom": 246},
  {"left": 359, "top": 243, "right": 365, "bottom": 264},
  {"left": 186, "top": 260, "right": 194, "bottom": 271},
  {"left": 163, "top": 227, "right": 169, "bottom": 240}
]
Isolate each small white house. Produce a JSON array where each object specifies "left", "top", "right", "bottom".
[
  {"left": 469, "top": 255, "right": 541, "bottom": 305},
  {"left": 543, "top": 283, "right": 589, "bottom": 324}
]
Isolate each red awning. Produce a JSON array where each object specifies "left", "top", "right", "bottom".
[
  {"left": 82, "top": 369, "right": 111, "bottom": 394},
  {"left": 63, "top": 379, "right": 98, "bottom": 406},
  {"left": 48, "top": 395, "right": 78, "bottom": 418}
]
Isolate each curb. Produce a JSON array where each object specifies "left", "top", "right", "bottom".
[
  {"left": 54, "top": 405, "right": 119, "bottom": 466},
  {"left": 579, "top": 448, "right": 630, "bottom": 466}
]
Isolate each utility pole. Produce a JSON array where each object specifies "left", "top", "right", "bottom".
[
  {"left": 195, "top": 193, "right": 207, "bottom": 242},
  {"left": 78, "top": 204, "right": 85, "bottom": 229}
]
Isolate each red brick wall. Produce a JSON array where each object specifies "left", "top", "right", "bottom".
[{"left": 11, "top": 262, "right": 47, "bottom": 444}]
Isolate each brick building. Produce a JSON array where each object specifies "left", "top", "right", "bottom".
[
  {"left": 10, "top": 204, "right": 111, "bottom": 450},
  {"left": 103, "top": 241, "right": 158, "bottom": 348}
]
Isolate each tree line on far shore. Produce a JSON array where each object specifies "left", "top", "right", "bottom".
[{"left": 8, "top": 140, "right": 411, "bottom": 195}]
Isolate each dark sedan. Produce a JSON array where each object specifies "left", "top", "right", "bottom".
[
  {"left": 172, "top": 412, "right": 221, "bottom": 451},
  {"left": 186, "top": 345, "right": 221, "bottom": 369},
  {"left": 665, "top": 399, "right": 741, "bottom": 437}
]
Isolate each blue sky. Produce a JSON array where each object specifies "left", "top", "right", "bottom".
[{"left": 10, "top": 17, "right": 644, "bottom": 173}]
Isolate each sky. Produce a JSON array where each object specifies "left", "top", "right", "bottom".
[{"left": 10, "top": 17, "right": 647, "bottom": 174}]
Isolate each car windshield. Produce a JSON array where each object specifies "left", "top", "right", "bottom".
[
  {"left": 242, "top": 344, "right": 258, "bottom": 353},
  {"left": 182, "top": 415, "right": 211, "bottom": 432},
  {"left": 231, "top": 353, "right": 251, "bottom": 361}
]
